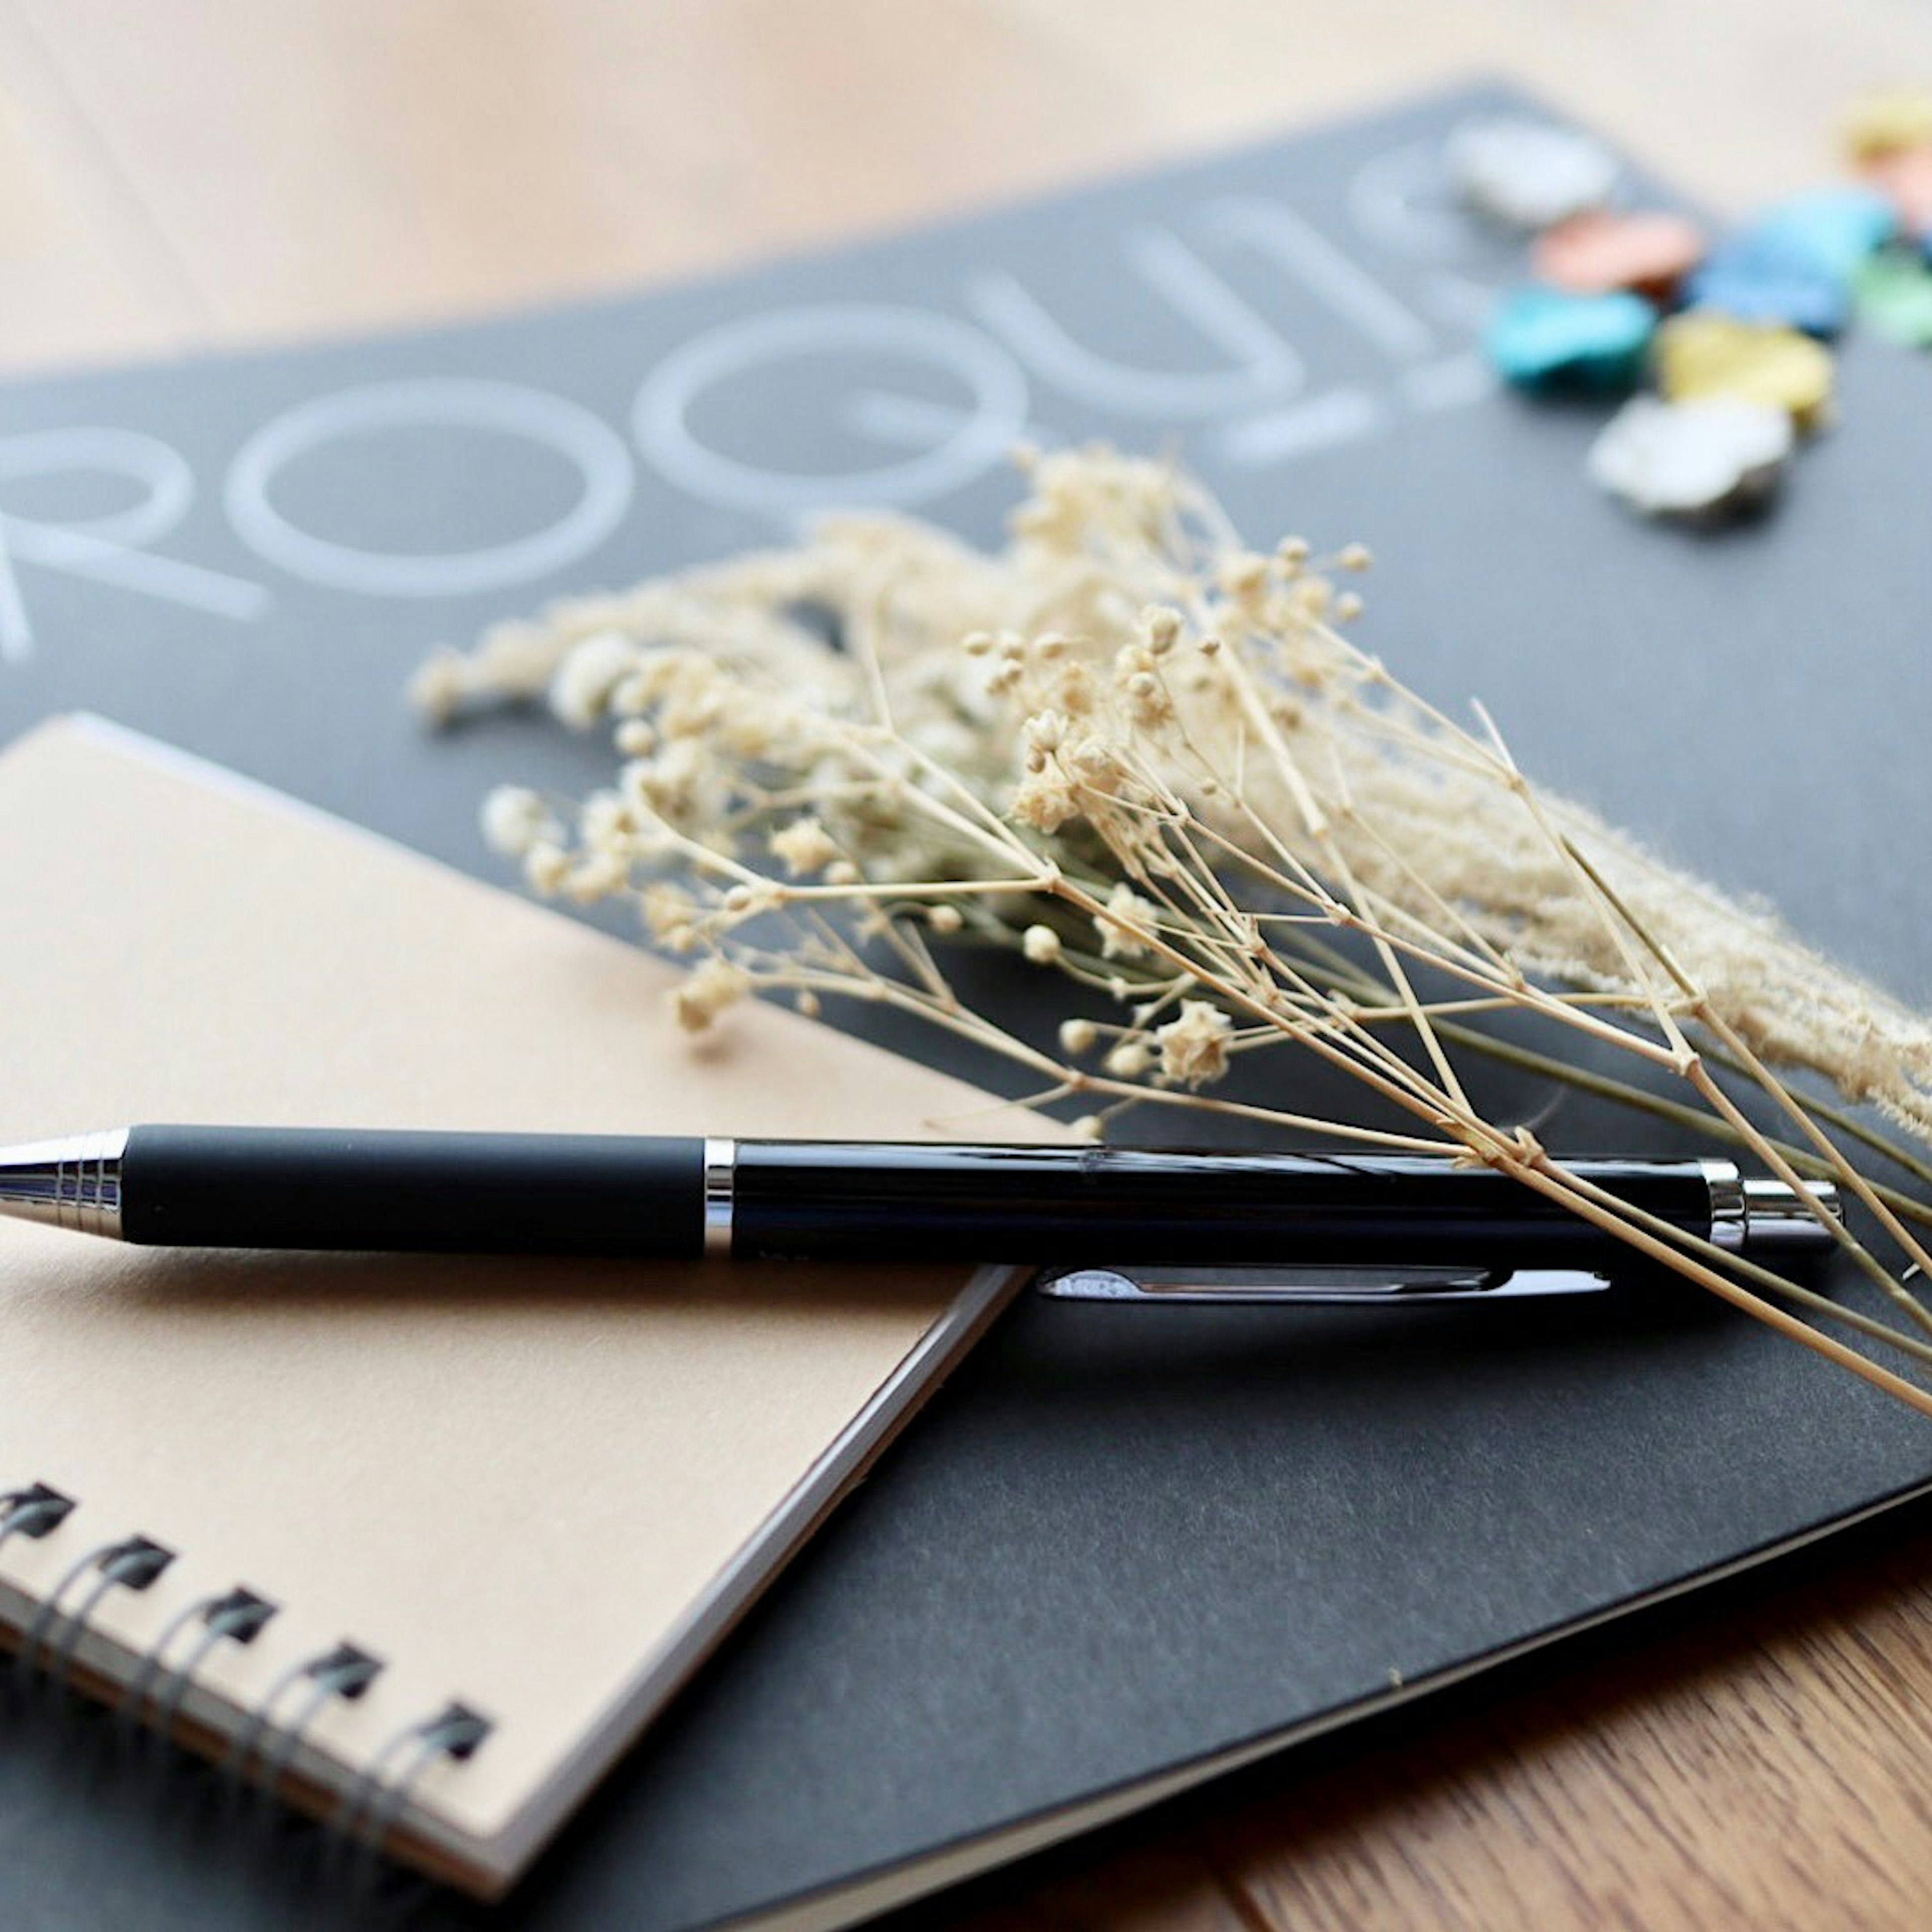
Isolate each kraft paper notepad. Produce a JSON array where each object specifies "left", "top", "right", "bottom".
[{"left": 0, "top": 715, "right": 1029, "bottom": 1897}]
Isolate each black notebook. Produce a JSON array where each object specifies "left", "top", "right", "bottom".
[{"left": 2, "top": 78, "right": 1930, "bottom": 1932}]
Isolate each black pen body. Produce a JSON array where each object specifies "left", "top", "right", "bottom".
[
  {"left": 731, "top": 1142, "right": 1715, "bottom": 1266},
  {"left": 103, "top": 1127, "right": 1728, "bottom": 1266}
]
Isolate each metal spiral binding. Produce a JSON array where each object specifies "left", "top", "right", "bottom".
[
  {"left": 229, "top": 1641, "right": 385, "bottom": 1800},
  {"left": 0, "top": 1484, "right": 74, "bottom": 1557},
  {"left": 337, "top": 1701, "right": 492, "bottom": 1883},
  {"left": 121, "top": 1585, "right": 277, "bottom": 1744},
  {"left": 3, "top": 1478, "right": 494, "bottom": 1881},
  {"left": 19, "top": 1533, "right": 173, "bottom": 1691}
]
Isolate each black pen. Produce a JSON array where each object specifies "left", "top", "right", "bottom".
[{"left": 0, "top": 1129, "right": 1838, "bottom": 1278}]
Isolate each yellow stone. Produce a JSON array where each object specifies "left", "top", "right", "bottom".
[
  {"left": 1844, "top": 90, "right": 1932, "bottom": 164},
  {"left": 1654, "top": 313, "right": 1835, "bottom": 433}
]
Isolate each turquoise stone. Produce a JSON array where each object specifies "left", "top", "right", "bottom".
[{"left": 1484, "top": 284, "right": 1655, "bottom": 392}]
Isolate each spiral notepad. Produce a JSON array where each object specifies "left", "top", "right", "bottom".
[{"left": 0, "top": 716, "right": 1031, "bottom": 1897}]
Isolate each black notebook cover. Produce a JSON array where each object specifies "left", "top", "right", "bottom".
[{"left": 2, "top": 80, "right": 1929, "bottom": 1932}]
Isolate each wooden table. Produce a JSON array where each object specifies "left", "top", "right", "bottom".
[{"left": 4, "top": 5, "right": 1930, "bottom": 1924}]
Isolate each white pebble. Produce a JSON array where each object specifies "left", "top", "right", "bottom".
[
  {"left": 1445, "top": 116, "right": 1620, "bottom": 230},
  {"left": 1586, "top": 395, "right": 1794, "bottom": 519}
]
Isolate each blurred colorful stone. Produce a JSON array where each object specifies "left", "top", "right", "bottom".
[
  {"left": 1844, "top": 90, "right": 1932, "bottom": 165},
  {"left": 1587, "top": 395, "right": 1794, "bottom": 520},
  {"left": 1484, "top": 285, "right": 1654, "bottom": 391},
  {"left": 1853, "top": 250, "right": 1932, "bottom": 345},
  {"left": 1863, "top": 143, "right": 1932, "bottom": 239},
  {"left": 1532, "top": 209, "right": 1705, "bottom": 299},
  {"left": 1684, "top": 232, "right": 1850, "bottom": 338},
  {"left": 1446, "top": 115, "right": 1620, "bottom": 230},
  {"left": 1655, "top": 312, "right": 1835, "bottom": 431},
  {"left": 1747, "top": 187, "right": 1896, "bottom": 280}
]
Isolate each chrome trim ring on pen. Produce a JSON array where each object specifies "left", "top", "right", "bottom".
[
  {"left": 702, "top": 1138, "right": 737, "bottom": 1257},
  {"left": 0, "top": 1128, "right": 126, "bottom": 1238},
  {"left": 1700, "top": 1158, "right": 1746, "bottom": 1252}
]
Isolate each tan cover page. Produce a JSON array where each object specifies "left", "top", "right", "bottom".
[{"left": 0, "top": 716, "right": 1036, "bottom": 1894}]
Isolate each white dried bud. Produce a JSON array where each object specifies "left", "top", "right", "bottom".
[
  {"left": 640, "top": 882, "right": 697, "bottom": 939},
  {"left": 1010, "top": 766, "right": 1080, "bottom": 835},
  {"left": 1059, "top": 1018, "right": 1098, "bottom": 1056},
  {"left": 1104, "top": 1040, "right": 1151, "bottom": 1077},
  {"left": 563, "top": 851, "right": 628, "bottom": 904},
  {"left": 770, "top": 816, "right": 841, "bottom": 876},
  {"left": 1339, "top": 542, "right": 1374, "bottom": 572},
  {"left": 480, "top": 786, "right": 561, "bottom": 857},
  {"left": 1220, "top": 552, "right": 1269, "bottom": 598},
  {"left": 1025, "top": 710, "right": 1066, "bottom": 754},
  {"left": 615, "top": 717, "right": 658, "bottom": 757},
  {"left": 927, "top": 904, "right": 964, "bottom": 935},
  {"left": 580, "top": 791, "right": 634, "bottom": 849},
  {"left": 1096, "top": 881, "right": 1158, "bottom": 961},
  {"left": 826, "top": 860, "right": 862, "bottom": 887},
  {"left": 550, "top": 631, "right": 643, "bottom": 728},
  {"left": 610, "top": 672, "right": 655, "bottom": 716},
  {"left": 670, "top": 957, "right": 752, "bottom": 1034},
  {"left": 1141, "top": 605, "right": 1182, "bottom": 653},
  {"left": 522, "top": 841, "right": 570, "bottom": 896},
  {"left": 1072, "top": 1115, "right": 1104, "bottom": 1143},
  {"left": 1022, "top": 924, "right": 1062, "bottom": 964},
  {"left": 409, "top": 656, "right": 465, "bottom": 724}
]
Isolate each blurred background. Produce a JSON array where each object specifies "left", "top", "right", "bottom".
[{"left": 7, "top": 0, "right": 1932, "bottom": 371}]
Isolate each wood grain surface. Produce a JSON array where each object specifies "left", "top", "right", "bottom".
[{"left": 4, "top": 5, "right": 1931, "bottom": 1926}]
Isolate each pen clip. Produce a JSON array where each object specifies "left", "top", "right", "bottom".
[{"left": 1033, "top": 1263, "right": 1613, "bottom": 1305}]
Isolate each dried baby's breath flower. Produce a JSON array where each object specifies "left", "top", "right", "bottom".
[
  {"left": 771, "top": 817, "right": 841, "bottom": 877},
  {"left": 551, "top": 631, "right": 644, "bottom": 728},
  {"left": 422, "top": 444, "right": 1932, "bottom": 1417},
  {"left": 409, "top": 654, "right": 466, "bottom": 726},
  {"left": 1011, "top": 763, "right": 1081, "bottom": 835},
  {"left": 1096, "top": 882, "right": 1158, "bottom": 962},
  {"left": 1156, "top": 1001, "right": 1234, "bottom": 1089},
  {"left": 564, "top": 851, "right": 629, "bottom": 904},
  {"left": 671, "top": 956, "right": 751, "bottom": 1034},
  {"left": 522, "top": 841, "right": 570, "bottom": 896},
  {"left": 480, "top": 785, "right": 561, "bottom": 857},
  {"left": 640, "top": 881, "right": 697, "bottom": 940}
]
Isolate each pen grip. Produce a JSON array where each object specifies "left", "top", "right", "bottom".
[{"left": 120, "top": 1126, "right": 707, "bottom": 1255}]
